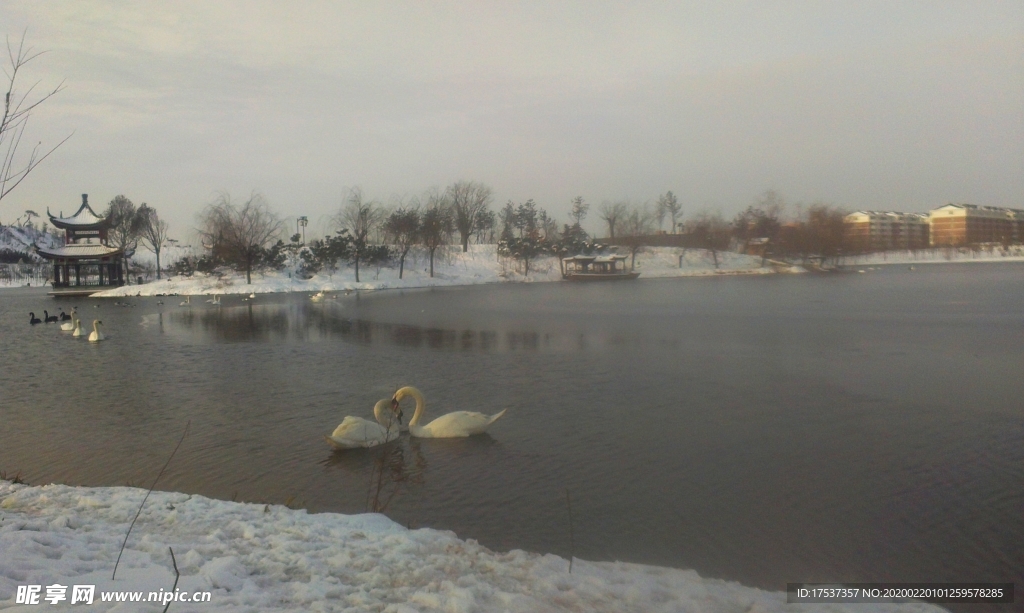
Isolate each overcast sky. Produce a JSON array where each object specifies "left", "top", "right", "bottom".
[{"left": 2, "top": 1, "right": 1021, "bottom": 239}]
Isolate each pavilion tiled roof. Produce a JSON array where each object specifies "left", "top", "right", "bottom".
[
  {"left": 47, "top": 194, "right": 111, "bottom": 230},
  {"left": 36, "top": 243, "right": 122, "bottom": 259}
]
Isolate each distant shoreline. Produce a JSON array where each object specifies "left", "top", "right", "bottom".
[{"left": 4, "top": 245, "right": 1023, "bottom": 294}]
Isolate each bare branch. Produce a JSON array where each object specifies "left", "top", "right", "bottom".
[{"left": 0, "top": 31, "right": 70, "bottom": 204}]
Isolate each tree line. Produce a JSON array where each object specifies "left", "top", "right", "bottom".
[
  {"left": 103, "top": 184, "right": 854, "bottom": 285},
  {"left": 178, "top": 181, "right": 595, "bottom": 283}
]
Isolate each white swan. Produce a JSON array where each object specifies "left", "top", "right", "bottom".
[
  {"left": 72, "top": 317, "right": 85, "bottom": 337},
  {"left": 206, "top": 295, "right": 221, "bottom": 305},
  {"left": 88, "top": 320, "right": 104, "bottom": 342},
  {"left": 391, "top": 386, "right": 506, "bottom": 438},
  {"left": 179, "top": 296, "right": 191, "bottom": 306},
  {"left": 60, "top": 313, "right": 79, "bottom": 331},
  {"left": 324, "top": 399, "right": 402, "bottom": 449},
  {"left": 311, "top": 290, "right": 326, "bottom": 303}
]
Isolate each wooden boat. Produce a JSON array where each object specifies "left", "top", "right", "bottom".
[{"left": 560, "top": 254, "right": 639, "bottom": 281}]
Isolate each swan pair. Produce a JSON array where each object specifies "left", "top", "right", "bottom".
[{"left": 325, "top": 386, "right": 506, "bottom": 449}]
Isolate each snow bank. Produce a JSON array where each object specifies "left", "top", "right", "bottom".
[
  {"left": 844, "top": 246, "right": 1024, "bottom": 266},
  {"left": 0, "top": 482, "right": 946, "bottom": 612},
  {"left": 92, "top": 245, "right": 773, "bottom": 297}
]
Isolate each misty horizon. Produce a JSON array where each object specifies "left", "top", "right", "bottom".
[{"left": 1, "top": 2, "right": 1021, "bottom": 241}]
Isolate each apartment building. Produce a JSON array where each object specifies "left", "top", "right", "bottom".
[
  {"left": 843, "top": 211, "right": 930, "bottom": 252},
  {"left": 928, "top": 204, "right": 1024, "bottom": 246}
]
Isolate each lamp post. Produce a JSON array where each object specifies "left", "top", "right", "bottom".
[{"left": 297, "top": 216, "right": 308, "bottom": 244}]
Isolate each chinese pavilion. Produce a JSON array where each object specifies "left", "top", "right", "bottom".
[{"left": 37, "top": 194, "right": 124, "bottom": 296}]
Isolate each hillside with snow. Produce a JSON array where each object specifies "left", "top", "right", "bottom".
[{"left": 0, "top": 225, "right": 62, "bottom": 263}]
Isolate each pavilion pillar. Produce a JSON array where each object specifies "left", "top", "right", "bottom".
[
  {"left": 53, "top": 264, "right": 60, "bottom": 285},
  {"left": 75, "top": 264, "right": 80, "bottom": 286},
  {"left": 99, "top": 263, "right": 104, "bottom": 286}
]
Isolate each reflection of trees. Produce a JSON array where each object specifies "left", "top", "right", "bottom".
[
  {"left": 169, "top": 300, "right": 550, "bottom": 352},
  {"left": 506, "top": 331, "right": 539, "bottom": 350},
  {"left": 170, "top": 305, "right": 290, "bottom": 342}
]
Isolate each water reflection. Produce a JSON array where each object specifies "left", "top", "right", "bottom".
[
  {"left": 164, "top": 300, "right": 651, "bottom": 353},
  {"left": 320, "top": 437, "right": 428, "bottom": 513}
]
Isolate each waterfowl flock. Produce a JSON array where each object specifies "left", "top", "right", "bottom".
[
  {"left": 30, "top": 307, "right": 76, "bottom": 325},
  {"left": 27, "top": 292, "right": 239, "bottom": 341},
  {"left": 26, "top": 305, "right": 105, "bottom": 341}
]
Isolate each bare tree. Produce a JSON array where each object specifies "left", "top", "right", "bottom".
[
  {"left": 419, "top": 190, "right": 454, "bottom": 277},
  {"left": 657, "top": 191, "right": 682, "bottom": 233},
  {"left": 382, "top": 205, "right": 419, "bottom": 279},
  {"left": 105, "top": 195, "right": 146, "bottom": 283},
  {"left": 1, "top": 32, "right": 71, "bottom": 204},
  {"left": 447, "top": 180, "right": 493, "bottom": 252},
  {"left": 138, "top": 204, "right": 170, "bottom": 279},
  {"left": 806, "top": 203, "right": 847, "bottom": 267},
  {"left": 619, "top": 204, "right": 656, "bottom": 270},
  {"left": 198, "top": 192, "right": 283, "bottom": 284},
  {"left": 685, "top": 209, "right": 731, "bottom": 269},
  {"left": 335, "top": 187, "right": 384, "bottom": 283},
  {"left": 598, "top": 201, "right": 628, "bottom": 239}
]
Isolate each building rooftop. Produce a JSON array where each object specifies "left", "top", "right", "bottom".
[
  {"left": 47, "top": 194, "right": 111, "bottom": 230},
  {"left": 36, "top": 243, "right": 121, "bottom": 259}
]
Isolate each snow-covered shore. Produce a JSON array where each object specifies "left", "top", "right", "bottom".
[
  {"left": 843, "top": 246, "right": 1024, "bottom": 266},
  {"left": 91, "top": 246, "right": 777, "bottom": 297},
  {"left": 0, "top": 482, "right": 947, "bottom": 613}
]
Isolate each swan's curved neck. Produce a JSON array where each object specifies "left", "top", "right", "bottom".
[
  {"left": 373, "top": 398, "right": 399, "bottom": 430},
  {"left": 397, "top": 386, "right": 426, "bottom": 426}
]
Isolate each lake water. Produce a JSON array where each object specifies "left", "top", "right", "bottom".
[{"left": 2, "top": 263, "right": 1022, "bottom": 607}]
